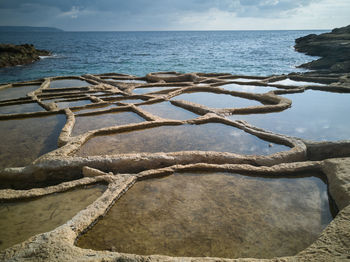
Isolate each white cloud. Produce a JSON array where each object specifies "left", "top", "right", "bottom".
[{"left": 59, "top": 6, "right": 80, "bottom": 19}]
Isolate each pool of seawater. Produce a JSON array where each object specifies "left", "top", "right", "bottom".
[
  {"left": 172, "top": 92, "right": 262, "bottom": 108},
  {"left": 75, "top": 123, "right": 289, "bottom": 156},
  {"left": 74, "top": 104, "right": 117, "bottom": 114},
  {"left": 0, "top": 102, "right": 45, "bottom": 114},
  {"left": 220, "top": 83, "right": 277, "bottom": 94},
  {"left": 50, "top": 79, "right": 90, "bottom": 88},
  {"left": 0, "top": 184, "right": 106, "bottom": 250},
  {"left": 56, "top": 99, "right": 92, "bottom": 109},
  {"left": 72, "top": 111, "right": 145, "bottom": 136},
  {"left": 226, "top": 78, "right": 263, "bottom": 82},
  {"left": 76, "top": 172, "right": 334, "bottom": 258},
  {"left": 133, "top": 86, "right": 179, "bottom": 95},
  {"left": 0, "top": 114, "right": 66, "bottom": 169},
  {"left": 152, "top": 73, "right": 178, "bottom": 78},
  {"left": 139, "top": 101, "right": 198, "bottom": 120},
  {"left": 230, "top": 90, "right": 350, "bottom": 141},
  {"left": 0, "top": 84, "right": 41, "bottom": 101},
  {"left": 269, "top": 78, "right": 324, "bottom": 86},
  {"left": 115, "top": 99, "right": 144, "bottom": 104},
  {"left": 104, "top": 79, "right": 147, "bottom": 84}
]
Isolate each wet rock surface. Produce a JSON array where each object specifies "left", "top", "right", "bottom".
[
  {"left": 0, "top": 70, "right": 349, "bottom": 261},
  {"left": 0, "top": 43, "right": 50, "bottom": 68},
  {"left": 295, "top": 25, "right": 350, "bottom": 72}
]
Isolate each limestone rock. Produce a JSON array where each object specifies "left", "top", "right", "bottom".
[
  {"left": 295, "top": 25, "right": 350, "bottom": 73},
  {"left": 0, "top": 43, "right": 51, "bottom": 68}
]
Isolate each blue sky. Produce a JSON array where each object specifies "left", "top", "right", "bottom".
[{"left": 0, "top": 0, "right": 349, "bottom": 31}]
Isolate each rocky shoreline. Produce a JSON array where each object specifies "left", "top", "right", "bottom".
[
  {"left": 295, "top": 24, "right": 350, "bottom": 73},
  {"left": 0, "top": 43, "right": 50, "bottom": 68}
]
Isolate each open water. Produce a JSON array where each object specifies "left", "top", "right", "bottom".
[{"left": 0, "top": 30, "right": 326, "bottom": 83}]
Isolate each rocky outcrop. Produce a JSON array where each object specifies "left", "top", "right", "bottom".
[
  {"left": 295, "top": 25, "right": 350, "bottom": 73},
  {"left": 0, "top": 43, "right": 50, "bottom": 68}
]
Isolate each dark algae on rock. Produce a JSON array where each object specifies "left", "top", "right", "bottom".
[
  {"left": 295, "top": 25, "right": 350, "bottom": 72},
  {"left": 0, "top": 43, "right": 50, "bottom": 68}
]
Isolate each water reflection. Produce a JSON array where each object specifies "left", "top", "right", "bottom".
[
  {"left": 0, "top": 114, "right": 66, "bottom": 168},
  {"left": 220, "top": 83, "right": 276, "bottom": 93},
  {"left": 72, "top": 111, "right": 144, "bottom": 136},
  {"left": 76, "top": 123, "right": 289, "bottom": 156},
  {"left": 0, "top": 85, "right": 41, "bottom": 101},
  {"left": 0, "top": 184, "right": 106, "bottom": 250},
  {"left": 133, "top": 87, "right": 179, "bottom": 95},
  {"left": 56, "top": 99, "right": 92, "bottom": 109},
  {"left": 269, "top": 78, "right": 324, "bottom": 86},
  {"left": 230, "top": 90, "right": 350, "bottom": 141},
  {"left": 139, "top": 102, "right": 198, "bottom": 120},
  {"left": 77, "top": 172, "right": 333, "bottom": 258},
  {"left": 0, "top": 102, "right": 45, "bottom": 114},
  {"left": 50, "top": 79, "right": 90, "bottom": 88},
  {"left": 105, "top": 79, "right": 147, "bottom": 84},
  {"left": 173, "top": 92, "right": 261, "bottom": 108}
]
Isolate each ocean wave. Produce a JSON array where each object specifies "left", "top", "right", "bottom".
[{"left": 39, "top": 54, "right": 60, "bottom": 59}]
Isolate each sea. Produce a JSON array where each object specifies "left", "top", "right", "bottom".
[{"left": 0, "top": 30, "right": 327, "bottom": 84}]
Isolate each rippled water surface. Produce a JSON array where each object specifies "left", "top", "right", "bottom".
[{"left": 0, "top": 30, "right": 326, "bottom": 84}]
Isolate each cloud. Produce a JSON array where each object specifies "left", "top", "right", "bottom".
[
  {"left": 0, "top": 0, "right": 349, "bottom": 30},
  {"left": 0, "top": 0, "right": 317, "bottom": 16},
  {"left": 59, "top": 6, "right": 80, "bottom": 19}
]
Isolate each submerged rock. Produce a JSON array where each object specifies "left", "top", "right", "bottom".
[
  {"left": 0, "top": 43, "right": 50, "bottom": 68},
  {"left": 295, "top": 24, "right": 350, "bottom": 73}
]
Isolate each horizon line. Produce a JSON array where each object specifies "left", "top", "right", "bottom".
[
  {"left": 64, "top": 29, "right": 330, "bottom": 32},
  {"left": 0, "top": 25, "right": 331, "bottom": 32}
]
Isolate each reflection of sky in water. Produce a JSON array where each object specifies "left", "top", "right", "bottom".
[
  {"left": 0, "top": 184, "right": 105, "bottom": 251},
  {"left": 76, "top": 123, "right": 289, "bottom": 156},
  {"left": 152, "top": 74, "right": 178, "bottom": 78},
  {"left": 230, "top": 90, "right": 350, "bottom": 141},
  {"left": 0, "top": 114, "right": 66, "bottom": 168},
  {"left": 173, "top": 92, "right": 261, "bottom": 108},
  {"left": 270, "top": 78, "right": 324, "bottom": 86},
  {"left": 77, "top": 172, "right": 332, "bottom": 258},
  {"left": 50, "top": 79, "right": 90, "bottom": 88},
  {"left": 74, "top": 104, "right": 117, "bottom": 114},
  {"left": 117, "top": 99, "right": 144, "bottom": 104},
  {"left": 221, "top": 78, "right": 262, "bottom": 82},
  {"left": 220, "top": 83, "right": 276, "bottom": 93},
  {"left": 0, "top": 102, "right": 45, "bottom": 114},
  {"left": 139, "top": 101, "right": 198, "bottom": 120},
  {"left": 56, "top": 99, "right": 92, "bottom": 109},
  {"left": 0, "top": 85, "right": 41, "bottom": 101},
  {"left": 72, "top": 111, "right": 144, "bottom": 136},
  {"left": 133, "top": 86, "right": 178, "bottom": 94},
  {"left": 104, "top": 79, "right": 147, "bottom": 84}
]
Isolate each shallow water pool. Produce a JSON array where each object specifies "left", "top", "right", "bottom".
[
  {"left": 76, "top": 123, "right": 289, "bottom": 156},
  {"left": 76, "top": 172, "right": 333, "bottom": 258}
]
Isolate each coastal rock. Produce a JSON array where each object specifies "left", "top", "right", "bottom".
[
  {"left": 295, "top": 25, "right": 350, "bottom": 72},
  {"left": 0, "top": 43, "right": 50, "bottom": 68}
]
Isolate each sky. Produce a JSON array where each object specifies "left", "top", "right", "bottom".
[{"left": 0, "top": 0, "right": 349, "bottom": 31}]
